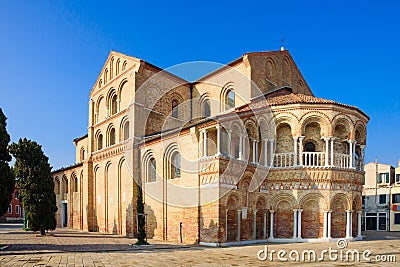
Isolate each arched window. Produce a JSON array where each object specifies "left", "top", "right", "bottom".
[
  {"left": 150, "top": 158, "right": 156, "bottom": 182},
  {"left": 109, "top": 128, "right": 116, "bottom": 146},
  {"left": 172, "top": 100, "right": 179, "bottom": 118},
  {"left": 172, "top": 152, "right": 181, "bottom": 178},
  {"left": 80, "top": 148, "right": 85, "bottom": 161},
  {"left": 97, "top": 134, "right": 103, "bottom": 150},
  {"left": 226, "top": 90, "right": 235, "bottom": 109},
  {"left": 304, "top": 141, "right": 316, "bottom": 152},
  {"left": 203, "top": 99, "right": 211, "bottom": 117},
  {"left": 111, "top": 95, "right": 118, "bottom": 115},
  {"left": 123, "top": 121, "right": 130, "bottom": 140},
  {"left": 72, "top": 175, "right": 78, "bottom": 192},
  {"left": 54, "top": 178, "right": 60, "bottom": 195}
]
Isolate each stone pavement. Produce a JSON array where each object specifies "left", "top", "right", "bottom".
[{"left": 1, "top": 223, "right": 400, "bottom": 266}]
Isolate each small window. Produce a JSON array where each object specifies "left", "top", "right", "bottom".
[
  {"left": 123, "top": 121, "right": 130, "bottom": 140},
  {"left": 396, "top": 174, "right": 400, "bottom": 183},
  {"left": 203, "top": 99, "right": 211, "bottom": 117},
  {"left": 362, "top": 196, "right": 365, "bottom": 207},
  {"left": 226, "top": 90, "right": 235, "bottom": 109},
  {"left": 172, "top": 153, "right": 181, "bottom": 178},
  {"left": 109, "top": 128, "right": 116, "bottom": 146},
  {"left": 15, "top": 205, "right": 19, "bottom": 214},
  {"left": 395, "top": 214, "right": 400, "bottom": 225},
  {"left": 378, "top": 173, "right": 389, "bottom": 184},
  {"left": 15, "top": 190, "right": 19, "bottom": 199},
  {"left": 304, "top": 142, "right": 316, "bottom": 152},
  {"left": 97, "top": 134, "right": 103, "bottom": 150},
  {"left": 150, "top": 158, "right": 156, "bottom": 182},
  {"left": 8, "top": 205, "right": 12, "bottom": 214},
  {"left": 111, "top": 95, "right": 118, "bottom": 115},
  {"left": 393, "top": 194, "right": 400, "bottom": 204},
  {"left": 80, "top": 148, "right": 85, "bottom": 161},
  {"left": 379, "top": 194, "right": 387, "bottom": 204},
  {"left": 172, "top": 100, "right": 179, "bottom": 118}
]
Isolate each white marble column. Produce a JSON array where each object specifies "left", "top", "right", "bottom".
[
  {"left": 253, "top": 210, "right": 257, "bottom": 240},
  {"left": 238, "top": 134, "right": 243, "bottom": 160},
  {"left": 323, "top": 211, "right": 328, "bottom": 238},
  {"left": 237, "top": 210, "right": 241, "bottom": 242},
  {"left": 263, "top": 139, "right": 268, "bottom": 166},
  {"left": 299, "top": 136, "right": 305, "bottom": 166},
  {"left": 269, "top": 210, "right": 274, "bottom": 239},
  {"left": 297, "top": 209, "right": 302, "bottom": 239},
  {"left": 293, "top": 209, "right": 298, "bottom": 239},
  {"left": 293, "top": 136, "right": 298, "bottom": 166},
  {"left": 243, "top": 134, "right": 247, "bottom": 161},
  {"left": 225, "top": 209, "right": 229, "bottom": 241},
  {"left": 322, "top": 137, "right": 330, "bottom": 167},
  {"left": 327, "top": 210, "right": 332, "bottom": 239},
  {"left": 252, "top": 139, "right": 256, "bottom": 163},
  {"left": 227, "top": 129, "right": 232, "bottom": 158},
  {"left": 215, "top": 125, "right": 222, "bottom": 157},
  {"left": 269, "top": 139, "right": 274, "bottom": 167},
  {"left": 330, "top": 138, "right": 335, "bottom": 167},
  {"left": 263, "top": 212, "right": 267, "bottom": 239},
  {"left": 348, "top": 140, "right": 354, "bottom": 168},
  {"left": 357, "top": 211, "right": 362, "bottom": 239},
  {"left": 346, "top": 210, "right": 353, "bottom": 238}
]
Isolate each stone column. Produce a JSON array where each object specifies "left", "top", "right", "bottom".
[
  {"left": 293, "top": 209, "right": 298, "bottom": 239},
  {"left": 269, "top": 210, "right": 274, "bottom": 239},
  {"left": 330, "top": 138, "right": 335, "bottom": 167},
  {"left": 237, "top": 210, "right": 241, "bottom": 242},
  {"left": 299, "top": 136, "right": 305, "bottom": 166},
  {"left": 346, "top": 210, "right": 353, "bottom": 239},
  {"left": 297, "top": 209, "right": 302, "bottom": 239},
  {"left": 293, "top": 136, "right": 298, "bottom": 166},
  {"left": 357, "top": 211, "right": 362, "bottom": 239},
  {"left": 327, "top": 210, "right": 332, "bottom": 239},
  {"left": 323, "top": 211, "right": 328, "bottom": 238},
  {"left": 225, "top": 209, "right": 229, "bottom": 241},
  {"left": 263, "top": 212, "right": 267, "bottom": 239},
  {"left": 253, "top": 210, "right": 257, "bottom": 240},
  {"left": 252, "top": 139, "right": 256, "bottom": 163},
  {"left": 263, "top": 139, "right": 268, "bottom": 166},
  {"left": 215, "top": 125, "right": 222, "bottom": 157},
  {"left": 227, "top": 129, "right": 232, "bottom": 158},
  {"left": 348, "top": 140, "right": 354, "bottom": 168},
  {"left": 352, "top": 141, "right": 357, "bottom": 168},
  {"left": 238, "top": 134, "right": 243, "bottom": 160},
  {"left": 202, "top": 130, "right": 208, "bottom": 157},
  {"left": 243, "top": 134, "right": 247, "bottom": 161},
  {"left": 269, "top": 139, "right": 274, "bottom": 167},
  {"left": 255, "top": 140, "right": 259, "bottom": 164},
  {"left": 322, "top": 137, "right": 330, "bottom": 167}
]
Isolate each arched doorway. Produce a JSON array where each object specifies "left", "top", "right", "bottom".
[
  {"left": 274, "top": 200, "right": 293, "bottom": 238},
  {"left": 302, "top": 199, "right": 323, "bottom": 238}
]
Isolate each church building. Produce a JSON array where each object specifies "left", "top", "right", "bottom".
[{"left": 52, "top": 49, "right": 368, "bottom": 245}]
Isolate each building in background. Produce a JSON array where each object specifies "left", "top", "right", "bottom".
[
  {"left": 363, "top": 161, "right": 396, "bottom": 231},
  {"left": 0, "top": 187, "right": 24, "bottom": 222}
]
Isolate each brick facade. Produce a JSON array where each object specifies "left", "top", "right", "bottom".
[{"left": 52, "top": 50, "right": 368, "bottom": 245}]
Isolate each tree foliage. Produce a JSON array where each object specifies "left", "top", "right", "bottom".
[
  {"left": 0, "top": 108, "right": 15, "bottom": 216},
  {"left": 136, "top": 180, "right": 148, "bottom": 245},
  {"left": 10, "top": 138, "right": 57, "bottom": 235}
]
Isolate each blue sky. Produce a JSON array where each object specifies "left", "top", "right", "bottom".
[{"left": 0, "top": 1, "right": 399, "bottom": 169}]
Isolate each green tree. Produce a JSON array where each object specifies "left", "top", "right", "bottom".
[
  {"left": 10, "top": 138, "right": 57, "bottom": 235},
  {"left": 136, "top": 180, "right": 148, "bottom": 245},
  {"left": 0, "top": 108, "right": 15, "bottom": 216}
]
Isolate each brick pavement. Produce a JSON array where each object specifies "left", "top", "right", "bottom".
[{"left": 2, "top": 223, "right": 400, "bottom": 266}]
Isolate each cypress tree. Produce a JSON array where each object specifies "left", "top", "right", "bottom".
[
  {"left": 10, "top": 138, "right": 57, "bottom": 235},
  {"left": 0, "top": 108, "right": 14, "bottom": 216}
]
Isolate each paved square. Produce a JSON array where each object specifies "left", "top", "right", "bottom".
[{"left": 1, "top": 223, "right": 400, "bottom": 266}]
